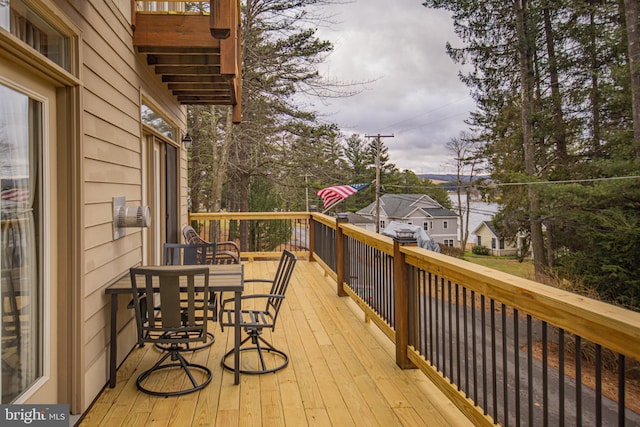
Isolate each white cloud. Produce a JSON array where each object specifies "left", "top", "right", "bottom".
[{"left": 311, "top": 0, "right": 475, "bottom": 174}]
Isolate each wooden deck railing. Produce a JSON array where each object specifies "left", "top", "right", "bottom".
[{"left": 190, "top": 211, "right": 640, "bottom": 426}]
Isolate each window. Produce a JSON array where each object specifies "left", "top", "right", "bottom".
[
  {"left": 380, "top": 220, "right": 385, "bottom": 229},
  {"left": 1, "top": 84, "right": 44, "bottom": 403},
  {"left": 1, "top": 0, "right": 69, "bottom": 70},
  {"left": 500, "top": 239, "right": 505, "bottom": 250},
  {"left": 141, "top": 103, "right": 177, "bottom": 141},
  {"left": 491, "top": 238, "right": 496, "bottom": 249},
  {"left": 443, "top": 221, "right": 448, "bottom": 229},
  {"left": 423, "top": 222, "right": 428, "bottom": 231},
  {"left": 444, "top": 239, "right": 454, "bottom": 247},
  {"left": 477, "top": 236, "right": 482, "bottom": 246}
]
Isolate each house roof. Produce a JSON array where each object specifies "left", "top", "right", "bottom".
[
  {"left": 357, "top": 194, "right": 456, "bottom": 219},
  {"left": 473, "top": 220, "right": 500, "bottom": 237},
  {"left": 343, "top": 212, "right": 375, "bottom": 224}
]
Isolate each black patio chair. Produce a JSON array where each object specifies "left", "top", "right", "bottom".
[
  {"left": 182, "top": 225, "right": 241, "bottom": 265},
  {"left": 129, "top": 266, "right": 213, "bottom": 396},
  {"left": 161, "top": 242, "right": 217, "bottom": 351},
  {"left": 163, "top": 242, "right": 216, "bottom": 266},
  {"left": 219, "top": 250, "right": 297, "bottom": 374}
]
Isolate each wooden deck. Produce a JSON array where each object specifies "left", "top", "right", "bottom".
[{"left": 79, "top": 260, "right": 473, "bottom": 426}]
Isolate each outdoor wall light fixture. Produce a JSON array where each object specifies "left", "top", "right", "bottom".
[{"left": 182, "top": 132, "right": 193, "bottom": 149}]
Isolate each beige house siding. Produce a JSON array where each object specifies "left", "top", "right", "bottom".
[
  {"left": 474, "top": 222, "right": 518, "bottom": 257},
  {"left": 70, "top": 1, "right": 187, "bottom": 414},
  {"left": 1, "top": 0, "right": 189, "bottom": 413}
]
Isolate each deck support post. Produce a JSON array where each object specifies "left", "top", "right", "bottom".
[{"left": 393, "top": 233, "right": 417, "bottom": 369}]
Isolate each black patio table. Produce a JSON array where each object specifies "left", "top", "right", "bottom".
[{"left": 105, "top": 264, "right": 244, "bottom": 387}]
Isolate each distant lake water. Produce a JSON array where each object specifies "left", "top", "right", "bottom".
[{"left": 448, "top": 194, "right": 500, "bottom": 241}]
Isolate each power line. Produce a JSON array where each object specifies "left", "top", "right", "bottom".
[{"left": 488, "top": 175, "right": 640, "bottom": 187}]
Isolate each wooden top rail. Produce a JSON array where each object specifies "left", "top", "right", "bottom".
[
  {"left": 310, "top": 212, "right": 336, "bottom": 227},
  {"left": 190, "top": 212, "right": 311, "bottom": 221},
  {"left": 402, "top": 246, "right": 640, "bottom": 361},
  {"left": 340, "top": 223, "right": 394, "bottom": 256}
]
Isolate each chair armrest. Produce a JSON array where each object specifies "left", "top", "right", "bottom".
[
  {"left": 216, "top": 240, "right": 240, "bottom": 252},
  {"left": 214, "top": 250, "right": 240, "bottom": 264},
  {"left": 220, "top": 293, "right": 284, "bottom": 309},
  {"left": 218, "top": 294, "right": 284, "bottom": 330}
]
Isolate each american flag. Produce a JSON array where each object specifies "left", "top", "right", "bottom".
[
  {"left": 1, "top": 188, "right": 30, "bottom": 204},
  {"left": 316, "top": 183, "right": 370, "bottom": 209}
]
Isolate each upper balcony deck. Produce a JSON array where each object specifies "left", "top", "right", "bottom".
[{"left": 132, "top": 1, "right": 242, "bottom": 122}]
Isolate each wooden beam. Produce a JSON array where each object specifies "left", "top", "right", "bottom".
[
  {"left": 219, "top": 0, "right": 238, "bottom": 77},
  {"left": 154, "top": 65, "right": 221, "bottom": 75},
  {"left": 147, "top": 55, "right": 221, "bottom": 66},
  {"left": 133, "top": 15, "right": 221, "bottom": 48},
  {"left": 211, "top": 0, "right": 232, "bottom": 39},
  {"left": 167, "top": 83, "right": 229, "bottom": 90},
  {"left": 163, "top": 75, "right": 228, "bottom": 83}
]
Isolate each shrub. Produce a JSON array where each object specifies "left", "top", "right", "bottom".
[
  {"left": 472, "top": 245, "right": 490, "bottom": 256},
  {"left": 439, "top": 244, "right": 464, "bottom": 258}
]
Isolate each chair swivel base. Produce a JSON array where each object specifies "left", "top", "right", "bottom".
[
  {"left": 137, "top": 349, "right": 212, "bottom": 396},
  {"left": 155, "top": 331, "right": 215, "bottom": 352},
  {"left": 221, "top": 334, "right": 289, "bottom": 375}
]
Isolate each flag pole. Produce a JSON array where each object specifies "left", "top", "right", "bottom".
[{"left": 321, "top": 199, "right": 343, "bottom": 214}]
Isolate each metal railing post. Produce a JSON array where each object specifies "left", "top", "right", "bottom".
[
  {"left": 308, "top": 213, "right": 316, "bottom": 261},
  {"left": 335, "top": 213, "right": 348, "bottom": 297}
]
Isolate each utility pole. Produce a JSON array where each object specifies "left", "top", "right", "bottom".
[
  {"left": 302, "top": 173, "right": 310, "bottom": 211},
  {"left": 365, "top": 133, "right": 394, "bottom": 233}
]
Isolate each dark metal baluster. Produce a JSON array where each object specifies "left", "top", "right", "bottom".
[
  {"left": 407, "top": 267, "right": 414, "bottom": 349},
  {"left": 482, "top": 295, "right": 487, "bottom": 414},
  {"left": 619, "top": 353, "right": 625, "bottom": 427},
  {"left": 435, "top": 275, "right": 440, "bottom": 369},
  {"left": 418, "top": 270, "right": 429, "bottom": 359},
  {"left": 559, "top": 329, "right": 565, "bottom": 425},
  {"left": 464, "top": 287, "right": 469, "bottom": 396},
  {"left": 576, "top": 336, "right": 582, "bottom": 427},
  {"left": 391, "top": 255, "right": 395, "bottom": 321},
  {"left": 472, "top": 290, "right": 478, "bottom": 403},
  {"left": 491, "top": 299, "right": 497, "bottom": 422},
  {"left": 439, "top": 277, "right": 447, "bottom": 377},
  {"left": 527, "top": 315, "right": 533, "bottom": 427},
  {"left": 514, "top": 309, "right": 520, "bottom": 427},
  {"left": 502, "top": 304, "right": 508, "bottom": 427},
  {"left": 456, "top": 283, "right": 461, "bottom": 389},
  {"left": 429, "top": 272, "right": 434, "bottom": 364},
  {"left": 448, "top": 280, "right": 453, "bottom": 382},
  {"left": 596, "top": 344, "right": 602, "bottom": 427},
  {"left": 542, "top": 322, "right": 548, "bottom": 427}
]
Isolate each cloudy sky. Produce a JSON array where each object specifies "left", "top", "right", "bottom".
[{"left": 309, "top": 0, "right": 476, "bottom": 174}]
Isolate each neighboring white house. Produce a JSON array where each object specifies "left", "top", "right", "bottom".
[
  {"left": 472, "top": 221, "right": 520, "bottom": 256},
  {"left": 356, "top": 194, "right": 458, "bottom": 246}
]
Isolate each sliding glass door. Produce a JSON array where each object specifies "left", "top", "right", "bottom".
[{"left": 0, "top": 83, "right": 43, "bottom": 403}]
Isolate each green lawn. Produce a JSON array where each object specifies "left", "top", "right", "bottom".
[{"left": 462, "top": 253, "right": 535, "bottom": 280}]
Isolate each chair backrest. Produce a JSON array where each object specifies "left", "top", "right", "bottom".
[
  {"left": 163, "top": 242, "right": 216, "bottom": 265},
  {"left": 183, "top": 225, "right": 241, "bottom": 265},
  {"left": 183, "top": 225, "right": 206, "bottom": 245},
  {"left": 266, "top": 250, "right": 297, "bottom": 325},
  {"left": 129, "top": 266, "right": 210, "bottom": 345}
]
